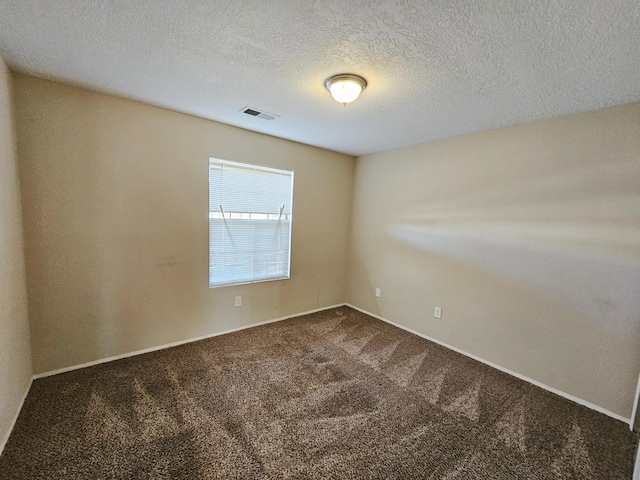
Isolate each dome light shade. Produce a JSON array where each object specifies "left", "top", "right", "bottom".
[{"left": 324, "top": 74, "right": 367, "bottom": 105}]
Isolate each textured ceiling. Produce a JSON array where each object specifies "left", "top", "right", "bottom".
[{"left": 0, "top": 1, "right": 639, "bottom": 156}]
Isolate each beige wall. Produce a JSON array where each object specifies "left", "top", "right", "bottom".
[
  {"left": 13, "top": 74, "right": 354, "bottom": 374},
  {"left": 0, "top": 59, "right": 32, "bottom": 450},
  {"left": 11, "top": 71, "right": 640, "bottom": 424},
  {"left": 347, "top": 102, "right": 640, "bottom": 419}
]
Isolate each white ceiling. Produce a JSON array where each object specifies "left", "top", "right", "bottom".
[{"left": 0, "top": 1, "right": 638, "bottom": 156}]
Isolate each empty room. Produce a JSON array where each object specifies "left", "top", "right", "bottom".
[{"left": 1, "top": 1, "right": 639, "bottom": 478}]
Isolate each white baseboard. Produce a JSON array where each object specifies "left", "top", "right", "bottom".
[
  {"left": 345, "top": 303, "right": 632, "bottom": 427},
  {"left": 23, "top": 301, "right": 638, "bottom": 434},
  {"left": 0, "top": 377, "right": 32, "bottom": 456},
  {"left": 7, "top": 303, "right": 640, "bottom": 474},
  {"left": 33, "top": 303, "right": 345, "bottom": 380},
  {"left": 635, "top": 443, "right": 640, "bottom": 480},
  {"left": 634, "top": 374, "right": 640, "bottom": 480},
  {"left": 632, "top": 372, "right": 640, "bottom": 432}
]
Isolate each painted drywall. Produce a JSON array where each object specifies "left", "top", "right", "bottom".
[
  {"left": 347, "top": 102, "right": 640, "bottom": 419},
  {"left": 13, "top": 74, "right": 354, "bottom": 374},
  {"left": 0, "top": 58, "right": 32, "bottom": 450}
]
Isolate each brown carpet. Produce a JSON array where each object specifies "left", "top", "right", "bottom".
[{"left": 0, "top": 306, "right": 637, "bottom": 479}]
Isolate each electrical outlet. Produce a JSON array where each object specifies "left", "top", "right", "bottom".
[
  {"left": 434, "top": 307, "right": 442, "bottom": 319},
  {"left": 375, "top": 288, "right": 381, "bottom": 298},
  {"left": 235, "top": 296, "right": 242, "bottom": 307}
]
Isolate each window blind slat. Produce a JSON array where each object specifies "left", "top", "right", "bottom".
[{"left": 210, "top": 160, "right": 292, "bottom": 214}]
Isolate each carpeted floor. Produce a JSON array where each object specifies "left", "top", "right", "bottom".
[{"left": 0, "top": 306, "right": 638, "bottom": 479}]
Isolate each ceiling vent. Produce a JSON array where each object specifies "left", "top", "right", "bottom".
[{"left": 240, "top": 107, "right": 279, "bottom": 121}]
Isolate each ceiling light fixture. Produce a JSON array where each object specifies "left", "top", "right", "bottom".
[{"left": 324, "top": 74, "right": 367, "bottom": 106}]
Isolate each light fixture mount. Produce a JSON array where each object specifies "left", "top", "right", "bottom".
[{"left": 324, "top": 73, "right": 368, "bottom": 106}]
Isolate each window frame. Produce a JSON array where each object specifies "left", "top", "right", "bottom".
[{"left": 208, "top": 157, "right": 294, "bottom": 288}]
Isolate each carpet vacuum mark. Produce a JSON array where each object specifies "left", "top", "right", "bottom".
[{"left": 0, "top": 307, "right": 637, "bottom": 478}]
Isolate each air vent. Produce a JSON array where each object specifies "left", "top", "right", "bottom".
[{"left": 240, "top": 107, "right": 279, "bottom": 121}]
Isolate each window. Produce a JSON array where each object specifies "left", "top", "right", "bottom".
[{"left": 209, "top": 158, "right": 294, "bottom": 288}]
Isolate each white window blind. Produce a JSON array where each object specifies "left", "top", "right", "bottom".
[{"left": 209, "top": 158, "right": 293, "bottom": 288}]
